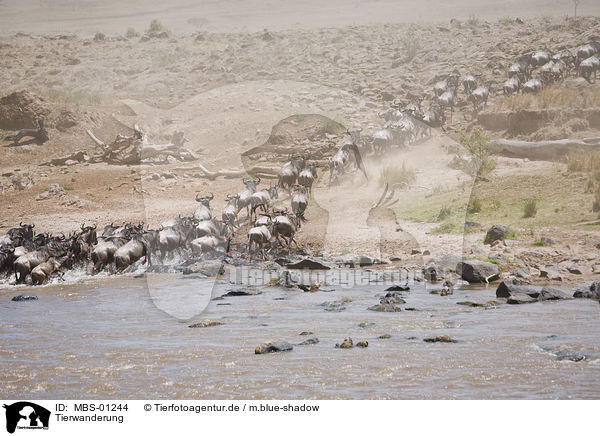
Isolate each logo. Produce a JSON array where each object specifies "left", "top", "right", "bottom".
[{"left": 3, "top": 402, "right": 50, "bottom": 434}]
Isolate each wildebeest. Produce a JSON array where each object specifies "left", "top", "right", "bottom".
[
  {"left": 236, "top": 178, "right": 260, "bottom": 220},
  {"left": 372, "top": 128, "right": 395, "bottom": 154},
  {"left": 114, "top": 238, "right": 150, "bottom": 271},
  {"left": 298, "top": 164, "right": 318, "bottom": 197},
  {"left": 503, "top": 76, "right": 520, "bottom": 95},
  {"left": 436, "top": 86, "right": 457, "bottom": 121},
  {"left": 14, "top": 236, "right": 70, "bottom": 283},
  {"left": 157, "top": 216, "right": 195, "bottom": 262},
  {"left": 329, "top": 142, "right": 368, "bottom": 185},
  {"left": 291, "top": 185, "right": 308, "bottom": 226},
  {"left": 272, "top": 212, "right": 300, "bottom": 249},
  {"left": 422, "top": 104, "right": 445, "bottom": 130},
  {"left": 247, "top": 222, "right": 272, "bottom": 260},
  {"left": 468, "top": 84, "right": 490, "bottom": 112},
  {"left": 190, "top": 235, "right": 230, "bottom": 256},
  {"left": 0, "top": 223, "right": 34, "bottom": 247},
  {"left": 249, "top": 185, "right": 279, "bottom": 221},
  {"left": 531, "top": 49, "right": 552, "bottom": 68},
  {"left": 579, "top": 55, "right": 599, "bottom": 83},
  {"left": 522, "top": 76, "right": 545, "bottom": 93},
  {"left": 222, "top": 194, "right": 240, "bottom": 228},
  {"left": 193, "top": 193, "right": 214, "bottom": 221},
  {"left": 70, "top": 224, "right": 97, "bottom": 264},
  {"left": 278, "top": 156, "right": 305, "bottom": 191},
  {"left": 462, "top": 74, "right": 477, "bottom": 95},
  {"left": 31, "top": 257, "right": 63, "bottom": 285},
  {"left": 577, "top": 43, "right": 598, "bottom": 65}
]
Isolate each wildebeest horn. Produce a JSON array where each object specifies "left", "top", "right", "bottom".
[
  {"left": 19, "top": 222, "right": 23, "bottom": 226},
  {"left": 196, "top": 193, "right": 202, "bottom": 201},
  {"left": 209, "top": 192, "right": 214, "bottom": 200},
  {"left": 255, "top": 177, "right": 261, "bottom": 184}
]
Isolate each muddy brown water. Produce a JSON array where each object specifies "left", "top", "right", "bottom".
[{"left": 1, "top": 272, "right": 599, "bottom": 399}]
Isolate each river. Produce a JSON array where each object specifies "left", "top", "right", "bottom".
[{"left": 1, "top": 271, "right": 599, "bottom": 399}]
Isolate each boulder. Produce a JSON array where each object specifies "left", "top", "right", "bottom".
[
  {"left": 540, "top": 236, "right": 554, "bottom": 245},
  {"left": 384, "top": 284, "right": 410, "bottom": 293},
  {"left": 507, "top": 294, "right": 537, "bottom": 304},
  {"left": 496, "top": 280, "right": 539, "bottom": 298},
  {"left": 423, "top": 335, "right": 457, "bottom": 343},
  {"left": 457, "top": 260, "right": 500, "bottom": 283},
  {"left": 297, "top": 337, "right": 319, "bottom": 345},
  {"left": 11, "top": 295, "right": 38, "bottom": 301},
  {"left": 255, "top": 341, "right": 293, "bottom": 354},
  {"left": 319, "top": 297, "right": 352, "bottom": 312},
  {"left": 573, "top": 281, "right": 600, "bottom": 300},
  {"left": 223, "top": 288, "right": 262, "bottom": 297},
  {"left": 356, "top": 340, "right": 369, "bottom": 348},
  {"left": 189, "top": 320, "right": 224, "bottom": 328},
  {"left": 538, "top": 287, "right": 573, "bottom": 301},
  {"left": 368, "top": 294, "right": 405, "bottom": 312},
  {"left": 285, "top": 258, "right": 331, "bottom": 270},
  {"left": 423, "top": 253, "right": 462, "bottom": 281},
  {"left": 567, "top": 264, "right": 590, "bottom": 275},
  {"left": 182, "top": 260, "right": 224, "bottom": 276},
  {"left": 378, "top": 334, "right": 392, "bottom": 339},
  {"left": 336, "top": 338, "right": 353, "bottom": 349},
  {"left": 539, "top": 267, "right": 562, "bottom": 281},
  {"left": 484, "top": 224, "right": 508, "bottom": 245}
]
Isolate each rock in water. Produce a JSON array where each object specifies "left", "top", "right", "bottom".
[
  {"left": 368, "top": 294, "right": 405, "bottom": 312},
  {"left": 484, "top": 224, "right": 508, "bottom": 245},
  {"left": 507, "top": 294, "right": 537, "bottom": 304},
  {"left": 255, "top": 341, "right": 293, "bottom": 354},
  {"left": 297, "top": 337, "right": 319, "bottom": 345},
  {"left": 457, "top": 260, "right": 500, "bottom": 283},
  {"left": 384, "top": 284, "right": 410, "bottom": 292},
  {"left": 182, "top": 260, "right": 224, "bottom": 276},
  {"left": 285, "top": 258, "right": 331, "bottom": 270},
  {"left": 573, "top": 281, "right": 600, "bottom": 300},
  {"left": 538, "top": 287, "right": 572, "bottom": 301},
  {"left": 11, "top": 295, "right": 38, "bottom": 301},
  {"left": 423, "top": 335, "right": 457, "bottom": 343},
  {"left": 356, "top": 340, "right": 369, "bottom": 348},
  {"left": 223, "top": 288, "right": 262, "bottom": 297},
  {"left": 496, "top": 280, "right": 539, "bottom": 298},
  {"left": 188, "top": 320, "right": 224, "bottom": 328},
  {"left": 423, "top": 253, "right": 462, "bottom": 281},
  {"left": 336, "top": 338, "right": 353, "bottom": 348}
]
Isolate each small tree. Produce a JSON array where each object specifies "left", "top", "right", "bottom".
[
  {"left": 457, "top": 128, "right": 497, "bottom": 179},
  {"left": 148, "top": 19, "right": 163, "bottom": 33}
]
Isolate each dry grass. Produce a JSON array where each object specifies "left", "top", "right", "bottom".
[
  {"left": 494, "top": 87, "right": 600, "bottom": 111},
  {"left": 378, "top": 161, "right": 416, "bottom": 188}
]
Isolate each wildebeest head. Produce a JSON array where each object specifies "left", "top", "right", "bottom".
[
  {"left": 6, "top": 223, "right": 34, "bottom": 245},
  {"left": 195, "top": 192, "right": 214, "bottom": 207}
]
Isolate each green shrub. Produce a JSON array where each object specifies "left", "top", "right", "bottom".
[
  {"left": 436, "top": 205, "right": 452, "bottom": 221},
  {"left": 430, "top": 222, "right": 455, "bottom": 234},
  {"left": 467, "top": 197, "right": 482, "bottom": 214},
  {"left": 148, "top": 19, "right": 163, "bottom": 33},
  {"left": 523, "top": 198, "right": 538, "bottom": 218},
  {"left": 456, "top": 128, "right": 496, "bottom": 179},
  {"left": 126, "top": 27, "right": 139, "bottom": 38}
]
